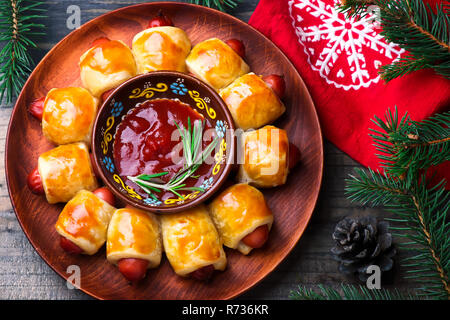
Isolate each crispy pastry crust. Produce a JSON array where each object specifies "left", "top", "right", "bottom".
[
  {"left": 209, "top": 183, "right": 273, "bottom": 255},
  {"left": 107, "top": 208, "right": 162, "bottom": 269},
  {"left": 79, "top": 40, "right": 137, "bottom": 97},
  {"left": 55, "top": 190, "right": 116, "bottom": 255},
  {"left": 186, "top": 38, "right": 250, "bottom": 90},
  {"left": 42, "top": 87, "right": 98, "bottom": 145},
  {"left": 160, "top": 205, "right": 227, "bottom": 276},
  {"left": 219, "top": 73, "right": 285, "bottom": 130},
  {"left": 132, "top": 26, "right": 191, "bottom": 74},
  {"left": 38, "top": 142, "right": 98, "bottom": 204},
  {"left": 237, "top": 125, "right": 289, "bottom": 188}
]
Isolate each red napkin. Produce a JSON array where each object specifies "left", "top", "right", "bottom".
[{"left": 249, "top": 0, "right": 450, "bottom": 182}]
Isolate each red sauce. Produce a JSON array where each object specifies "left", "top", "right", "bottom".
[{"left": 113, "top": 99, "right": 215, "bottom": 201}]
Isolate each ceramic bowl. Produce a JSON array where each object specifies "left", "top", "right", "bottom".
[{"left": 91, "top": 71, "right": 235, "bottom": 213}]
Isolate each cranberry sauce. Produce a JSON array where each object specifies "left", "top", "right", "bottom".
[{"left": 113, "top": 99, "right": 214, "bottom": 201}]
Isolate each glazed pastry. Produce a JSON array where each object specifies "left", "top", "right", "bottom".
[
  {"left": 132, "top": 26, "right": 191, "bottom": 74},
  {"left": 185, "top": 38, "right": 250, "bottom": 90},
  {"left": 55, "top": 190, "right": 116, "bottom": 255},
  {"left": 79, "top": 39, "right": 137, "bottom": 97},
  {"left": 42, "top": 87, "right": 98, "bottom": 145},
  {"left": 107, "top": 208, "right": 162, "bottom": 270},
  {"left": 38, "top": 142, "right": 98, "bottom": 204},
  {"left": 219, "top": 73, "right": 286, "bottom": 130},
  {"left": 209, "top": 183, "right": 273, "bottom": 255},
  {"left": 237, "top": 125, "right": 289, "bottom": 188},
  {"left": 160, "top": 205, "right": 226, "bottom": 279}
]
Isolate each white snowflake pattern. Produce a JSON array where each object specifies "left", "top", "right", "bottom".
[{"left": 288, "top": 0, "right": 405, "bottom": 90}]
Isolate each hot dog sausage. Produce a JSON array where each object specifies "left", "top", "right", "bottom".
[
  {"left": 101, "top": 88, "right": 115, "bottom": 103},
  {"left": 93, "top": 187, "right": 115, "bottom": 207},
  {"left": 225, "top": 39, "right": 245, "bottom": 58},
  {"left": 242, "top": 225, "right": 269, "bottom": 249},
  {"left": 118, "top": 258, "right": 149, "bottom": 282},
  {"left": 60, "top": 236, "right": 83, "bottom": 254},
  {"left": 189, "top": 265, "right": 215, "bottom": 281},
  {"left": 147, "top": 11, "right": 173, "bottom": 28},
  {"left": 28, "top": 97, "right": 45, "bottom": 121},
  {"left": 262, "top": 74, "right": 286, "bottom": 99},
  {"left": 27, "top": 167, "right": 44, "bottom": 194},
  {"left": 91, "top": 37, "right": 110, "bottom": 48}
]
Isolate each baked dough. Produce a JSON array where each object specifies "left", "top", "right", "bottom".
[
  {"left": 79, "top": 39, "right": 137, "bottom": 97},
  {"left": 160, "top": 205, "right": 226, "bottom": 276},
  {"left": 219, "top": 73, "right": 286, "bottom": 130},
  {"left": 132, "top": 26, "right": 191, "bottom": 74},
  {"left": 237, "top": 125, "right": 289, "bottom": 187},
  {"left": 42, "top": 87, "right": 98, "bottom": 145},
  {"left": 38, "top": 142, "right": 98, "bottom": 204},
  {"left": 107, "top": 208, "right": 162, "bottom": 269},
  {"left": 209, "top": 183, "right": 273, "bottom": 255},
  {"left": 55, "top": 190, "right": 116, "bottom": 255},
  {"left": 186, "top": 38, "right": 250, "bottom": 90}
]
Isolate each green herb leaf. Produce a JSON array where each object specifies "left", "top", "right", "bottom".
[{"left": 128, "top": 118, "right": 219, "bottom": 201}]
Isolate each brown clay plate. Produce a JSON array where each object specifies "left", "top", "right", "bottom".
[{"left": 5, "top": 2, "right": 323, "bottom": 299}]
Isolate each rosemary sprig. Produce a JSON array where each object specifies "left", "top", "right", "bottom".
[{"left": 128, "top": 118, "right": 219, "bottom": 200}]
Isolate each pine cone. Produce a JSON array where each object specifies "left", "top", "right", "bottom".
[{"left": 331, "top": 216, "right": 396, "bottom": 282}]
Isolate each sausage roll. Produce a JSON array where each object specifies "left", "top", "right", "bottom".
[
  {"left": 160, "top": 205, "right": 227, "bottom": 277},
  {"left": 185, "top": 38, "right": 250, "bottom": 90},
  {"left": 42, "top": 87, "right": 98, "bottom": 145},
  {"left": 55, "top": 190, "right": 116, "bottom": 255},
  {"left": 209, "top": 183, "right": 273, "bottom": 255},
  {"left": 107, "top": 208, "right": 162, "bottom": 269},
  {"left": 79, "top": 39, "right": 137, "bottom": 97},
  {"left": 219, "top": 73, "right": 286, "bottom": 130},
  {"left": 38, "top": 142, "right": 98, "bottom": 204},
  {"left": 132, "top": 26, "right": 191, "bottom": 74},
  {"left": 237, "top": 125, "right": 289, "bottom": 188}
]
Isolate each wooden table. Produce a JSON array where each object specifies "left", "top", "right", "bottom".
[{"left": 0, "top": 0, "right": 415, "bottom": 299}]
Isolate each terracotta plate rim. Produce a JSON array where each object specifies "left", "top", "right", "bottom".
[{"left": 5, "top": 1, "right": 324, "bottom": 300}]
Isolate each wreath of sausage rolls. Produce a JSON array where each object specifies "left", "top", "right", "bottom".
[
  {"left": 38, "top": 142, "right": 98, "bottom": 204},
  {"left": 23, "top": 10, "right": 303, "bottom": 289},
  {"left": 237, "top": 125, "right": 289, "bottom": 188},
  {"left": 79, "top": 39, "right": 137, "bottom": 97},
  {"left": 55, "top": 190, "right": 116, "bottom": 255},
  {"left": 185, "top": 38, "right": 250, "bottom": 91},
  {"left": 132, "top": 26, "right": 191, "bottom": 74},
  {"left": 219, "top": 73, "right": 286, "bottom": 130},
  {"left": 160, "top": 205, "right": 226, "bottom": 280},
  {"left": 107, "top": 208, "right": 162, "bottom": 282},
  {"left": 209, "top": 183, "right": 273, "bottom": 255},
  {"left": 42, "top": 87, "right": 98, "bottom": 145}
]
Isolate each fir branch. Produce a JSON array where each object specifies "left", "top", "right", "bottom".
[
  {"left": 290, "top": 284, "right": 414, "bottom": 300},
  {"left": 369, "top": 107, "right": 450, "bottom": 185},
  {"left": 379, "top": 56, "right": 428, "bottom": 81},
  {"left": 337, "top": 0, "right": 450, "bottom": 81},
  {"left": 346, "top": 170, "right": 449, "bottom": 299},
  {"left": 0, "top": 0, "right": 46, "bottom": 104},
  {"left": 338, "top": 0, "right": 376, "bottom": 18},
  {"left": 345, "top": 109, "right": 450, "bottom": 299},
  {"left": 188, "top": 0, "right": 240, "bottom": 12},
  {"left": 292, "top": 107, "right": 449, "bottom": 300}
]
